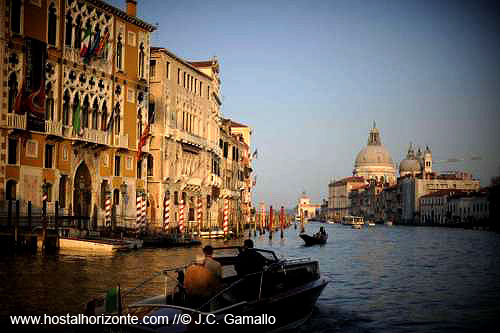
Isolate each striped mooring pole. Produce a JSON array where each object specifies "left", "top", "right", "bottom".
[
  {"left": 223, "top": 198, "right": 229, "bottom": 238},
  {"left": 197, "top": 197, "right": 202, "bottom": 227},
  {"left": 280, "top": 206, "right": 285, "bottom": 238},
  {"left": 164, "top": 195, "right": 170, "bottom": 232},
  {"left": 141, "top": 195, "right": 147, "bottom": 226},
  {"left": 179, "top": 199, "right": 184, "bottom": 234},
  {"left": 105, "top": 195, "right": 111, "bottom": 227},
  {"left": 136, "top": 195, "right": 142, "bottom": 236}
]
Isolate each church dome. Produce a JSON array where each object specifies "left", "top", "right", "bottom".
[
  {"left": 399, "top": 158, "right": 421, "bottom": 174},
  {"left": 353, "top": 123, "right": 396, "bottom": 184},
  {"left": 354, "top": 125, "right": 394, "bottom": 168},
  {"left": 354, "top": 145, "right": 394, "bottom": 168}
]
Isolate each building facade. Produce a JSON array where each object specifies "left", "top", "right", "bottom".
[
  {"left": 297, "top": 192, "right": 320, "bottom": 220},
  {"left": 148, "top": 47, "right": 253, "bottom": 234},
  {"left": 1, "top": 0, "right": 155, "bottom": 229},
  {"left": 400, "top": 173, "right": 480, "bottom": 223},
  {"left": 328, "top": 176, "right": 366, "bottom": 221}
]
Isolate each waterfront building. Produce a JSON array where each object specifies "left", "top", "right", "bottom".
[
  {"left": 297, "top": 192, "right": 320, "bottom": 220},
  {"left": 400, "top": 172, "right": 480, "bottom": 223},
  {"left": 353, "top": 123, "right": 396, "bottom": 184},
  {"left": 1, "top": 0, "right": 155, "bottom": 229},
  {"left": 148, "top": 47, "right": 222, "bottom": 232},
  {"left": 419, "top": 190, "right": 462, "bottom": 225},
  {"left": 149, "top": 47, "right": 253, "bottom": 233},
  {"left": 220, "top": 118, "right": 253, "bottom": 233},
  {"left": 447, "top": 191, "right": 489, "bottom": 225},
  {"left": 328, "top": 177, "right": 366, "bottom": 221}
]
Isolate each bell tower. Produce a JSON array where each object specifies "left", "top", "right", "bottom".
[{"left": 423, "top": 146, "right": 432, "bottom": 177}]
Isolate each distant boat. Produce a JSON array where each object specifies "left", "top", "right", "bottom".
[
  {"left": 352, "top": 224, "right": 362, "bottom": 230},
  {"left": 385, "top": 221, "right": 393, "bottom": 226},
  {"left": 342, "top": 215, "right": 364, "bottom": 226},
  {"left": 365, "top": 220, "right": 376, "bottom": 227},
  {"left": 300, "top": 232, "right": 328, "bottom": 246}
]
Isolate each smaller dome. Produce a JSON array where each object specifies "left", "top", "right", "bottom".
[{"left": 399, "top": 158, "right": 421, "bottom": 174}]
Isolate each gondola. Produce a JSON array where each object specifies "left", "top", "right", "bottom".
[
  {"left": 86, "top": 246, "right": 328, "bottom": 332},
  {"left": 300, "top": 232, "right": 328, "bottom": 246}
]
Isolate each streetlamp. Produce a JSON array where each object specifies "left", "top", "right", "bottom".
[{"left": 120, "top": 182, "right": 128, "bottom": 231}]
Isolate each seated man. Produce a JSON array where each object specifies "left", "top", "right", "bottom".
[
  {"left": 202, "top": 245, "right": 222, "bottom": 281},
  {"left": 235, "top": 239, "right": 268, "bottom": 277},
  {"left": 184, "top": 246, "right": 223, "bottom": 307}
]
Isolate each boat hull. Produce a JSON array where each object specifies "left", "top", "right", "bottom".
[
  {"left": 125, "top": 278, "right": 328, "bottom": 332},
  {"left": 299, "top": 234, "right": 327, "bottom": 246}
]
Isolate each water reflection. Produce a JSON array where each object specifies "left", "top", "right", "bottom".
[{"left": 1, "top": 224, "right": 500, "bottom": 332}]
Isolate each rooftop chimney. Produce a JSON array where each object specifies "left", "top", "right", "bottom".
[{"left": 126, "top": 0, "right": 137, "bottom": 17}]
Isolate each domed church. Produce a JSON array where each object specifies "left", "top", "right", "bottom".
[
  {"left": 353, "top": 123, "right": 396, "bottom": 184},
  {"left": 399, "top": 143, "right": 433, "bottom": 178}
]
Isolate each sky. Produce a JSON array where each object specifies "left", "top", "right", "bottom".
[{"left": 110, "top": 0, "right": 500, "bottom": 208}]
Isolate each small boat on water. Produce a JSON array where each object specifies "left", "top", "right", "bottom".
[
  {"left": 300, "top": 227, "right": 328, "bottom": 246},
  {"left": 86, "top": 246, "right": 328, "bottom": 332},
  {"left": 352, "top": 224, "right": 362, "bottom": 230},
  {"left": 385, "top": 221, "right": 394, "bottom": 226},
  {"left": 59, "top": 237, "right": 130, "bottom": 252}
]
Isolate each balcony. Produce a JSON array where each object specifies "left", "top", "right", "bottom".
[
  {"left": 177, "top": 130, "right": 205, "bottom": 148},
  {"left": 45, "top": 120, "right": 62, "bottom": 136},
  {"left": 2, "top": 113, "right": 27, "bottom": 130}
]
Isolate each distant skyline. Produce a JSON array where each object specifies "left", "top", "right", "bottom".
[{"left": 110, "top": 0, "right": 500, "bottom": 208}]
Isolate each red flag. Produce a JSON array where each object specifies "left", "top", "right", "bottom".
[
  {"left": 26, "top": 79, "right": 46, "bottom": 119},
  {"left": 13, "top": 80, "right": 25, "bottom": 115},
  {"left": 136, "top": 122, "right": 150, "bottom": 160}
]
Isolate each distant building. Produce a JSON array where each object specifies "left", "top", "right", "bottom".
[
  {"left": 401, "top": 172, "right": 480, "bottom": 223},
  {"left": 353, "top": 123, "right": 396, "bottom": 184},
  {"left": 448, "top": 191, "right": 489, "bottom": 225},
  {"left": 399, "top": 143, "right": 433, "bottom": 179},
  {"left": 328, "top": 176, "right": 366, "bottom": 221},
  {"left": 297, "top": 192, "right": 320, "bottom": 220}
]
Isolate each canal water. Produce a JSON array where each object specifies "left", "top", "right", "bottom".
[{"left": 1, "top": 223, "right": 500, "bottom": 332}]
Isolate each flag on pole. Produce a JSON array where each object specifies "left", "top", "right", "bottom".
[
  {"left": 73, "top": 99, "right": 81, "bottom": 135},
  {"left": 80, "top": 26, "right": 92, "bottom": 58},
  {"left": 136, "top": 122, "right": 150, "bottom": 160},
  {"left": 13, "top": 79, "right": 25, "bottom": 114}
]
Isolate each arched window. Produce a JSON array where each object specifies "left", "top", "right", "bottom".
[
  {"left": 138, "top": 43, "right": 145, "bottom": 79},
  {"left": 82, "top": 96, "right": 89, "bottom": 129},
  {"left": 46, "top": 183, "right": 53, "bottom": 202},
  {"left": 47, "top": 3, "right": 57, "bottom": 46},
  {"left": 100, "top": 180, "right": 108, "bottom": 209},
  {"left": 6, "top": 180, "right": 17, "bottom": 201},
  {"left": 137, "top": 110, "right": 143, "bottom": 140},
  {"left": 62, "top": 90, "right": 70, "bottom": 125},
  {"left": 45, "top": 83, "right": 54, "bottom": 120},
  {"left": 92, "top": 99, "right": 98, "bottom": 129},
  {"left": 114, "top": 103, "right": 120, "bottom": 134},
  {"left": 65, "top": 13, "right": 72, "bottom": 47},
  {"left": 73, "top": 93, "right": 80, "bottom": 132},
  {"left": 137, "top": 160, "right": 142, "bottom": 179},
  {"left": 147, "top": 155, "right": 153, "bottom": 177},
  {"left": 10, "top": 0, "right": 21, "bottom": 34},
  {"left": 113, "top": 189, "right": 120, "bottom": 206},
  {"left": 8, "top": 72, "right": 18, "bottom": 113},
  {"left": 59, "top": 175, "right": 67, "bottom": 208},
  {"left": 101, "top": 101, "right": 108, "bottom": 131},
  {"left": 116, "top": 34, "right": 123, "bottom": 70},
  {"left": 74, "top": 16, "right": 82, "bottom": 49}
]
